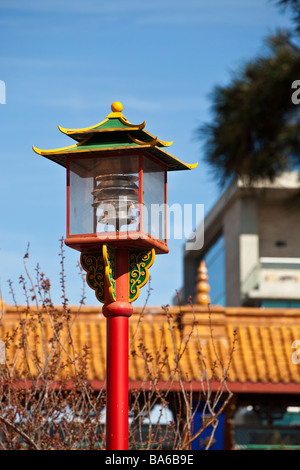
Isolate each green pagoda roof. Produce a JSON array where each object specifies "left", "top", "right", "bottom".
[{"left": 33, "top": 101, "right": 198, "bottom": 171}]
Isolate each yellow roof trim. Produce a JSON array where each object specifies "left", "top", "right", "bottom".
[
  {"left": 154, "top": 145, "right": 199, "bottom": 170},
  {"left": 58, "top": 117, "right": 146, "bottom": 135},
  {"left": 33, "top": 141, "right": 198, "bottom": 170},
  {"left": 58, "top": 118, "right": 109, "bottom": 136},
  {"left": 106, "top": 111, "right": 125, "bottom": 119},
  {"left": 106, "top": 112, "right": 147, "bottom": 129},
  {"left": 135, "top": 127, "right": 173, "bottom": 147},
  {"left": 32, "top": 137, "right": 91, "bottom": 156},
  {"left": 33, "top": 143, "right": 151, "bottom": 156},
  {"left": 156, "top": 138, "right": 173, "bottom": 147},
  {"left": 128, "top": 133, "right": 159, "bottom": 147},
  {"left": 61, "top": 125, "right": 147, "bottom": 135},
  {"left": 117, "top": 116, "right": 146, "bottom": 129}
]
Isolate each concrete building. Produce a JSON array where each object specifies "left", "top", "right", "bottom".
[{"left": 183, "top": 172, "right": 300, "bottom": 307}]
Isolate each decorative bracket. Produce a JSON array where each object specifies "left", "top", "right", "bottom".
[
  {"left": 80, "top": 246, "right": 155, "bottom": 304},
  {"left": 103, "top": 245, "right": 116, "bottom": 302},
  {"left": 128, "top": 249, "right": 155, "bottom": 302},
  {"left": 80, "top": 251, "right": 105, "bottom": 303}
]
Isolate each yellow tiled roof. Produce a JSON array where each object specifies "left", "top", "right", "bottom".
[{"left": 1, "top": 304, "right": 300, "bottom": 392}]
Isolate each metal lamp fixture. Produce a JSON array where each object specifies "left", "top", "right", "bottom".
[
  {"left": 92, "top": 174, "right": 139, "bottom": 231},
  {"left": 33, "top": 101, "right": 197, "bottom": 450}
]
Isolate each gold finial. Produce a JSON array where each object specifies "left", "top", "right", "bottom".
[
  {"left": 111, "top": 101, "right": 123, "bottom": 113},
  {"left": 195, "top": 260, "right": 210, "bottom": 305}
]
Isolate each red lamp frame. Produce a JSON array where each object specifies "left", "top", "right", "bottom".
[
  {"left": 33, "top": 101, "right": 197, "bottom": 450},
  {"left": 65, "top": 150, "right": 169, "bottom": 255}
]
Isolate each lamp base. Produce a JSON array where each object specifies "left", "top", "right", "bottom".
[{"left": 65, "top": 232, "right": 169, "bottom": 255}]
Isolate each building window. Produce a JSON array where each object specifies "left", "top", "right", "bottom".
[
  {"left": 234, "top": 404, "right": 300, "bottom": 449},
  {"left": 262, "top": 300, "right": 300, "bottom": 308},
  {"left": 204, "top": 235, "right": 226, "bottom": 306}
]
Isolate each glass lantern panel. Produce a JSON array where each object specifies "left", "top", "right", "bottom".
[
  {"left": 142, "top": 156, "right": 166, "bottom": 241},
  {"left": 69, "top": 155, "right": 139, "bottom": 235}
]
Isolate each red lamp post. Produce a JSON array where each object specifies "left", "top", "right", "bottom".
[{"left": 33, "top": 101, "right": 197, "bottom": 450}]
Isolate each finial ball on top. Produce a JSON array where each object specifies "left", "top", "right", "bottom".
[{"left": 111, "top": 101, "right": 123, "bottom": 113}]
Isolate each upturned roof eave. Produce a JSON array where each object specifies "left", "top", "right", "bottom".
[
  {"left": 58, "top": 115, "right": 147, "bottom": 140},
  {"left": 58, "top": 121, "right": 173, "bottom": 148},
  {"left": 33, "top": 102, "right": 198, "bottom": 171},
  {"left": 33, "top": 142, "right": 198, "bottom": 171}
]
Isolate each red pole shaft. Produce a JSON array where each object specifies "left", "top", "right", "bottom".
[
  {"left": 106, "top": 315, "right": 129, "bottom": 449},
  {"left": 103, "top": 248, "right": 132, "bottom": 450}
]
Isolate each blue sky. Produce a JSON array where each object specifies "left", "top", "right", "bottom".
[{"left": 0, "top": 0, "right": 293, "bottom": 308}]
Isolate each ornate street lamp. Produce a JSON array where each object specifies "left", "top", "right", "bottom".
[{"left": 33, "top": 101, "right": 197, "bottom": 450}]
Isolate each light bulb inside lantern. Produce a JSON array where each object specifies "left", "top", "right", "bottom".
[{"left": 91, "top": 174, "right": 139, "bottom": 231}]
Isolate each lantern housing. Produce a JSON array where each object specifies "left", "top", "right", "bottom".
[{"left": 33, "top": 102, "right": 197, "bottom": 254}]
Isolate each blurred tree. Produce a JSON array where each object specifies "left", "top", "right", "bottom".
[
  {"left": 199, "top": 3, "right": 300, "bottom": 186},
  {"left": 274, "top": 0, "right": 300, "bottom": 33}
]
